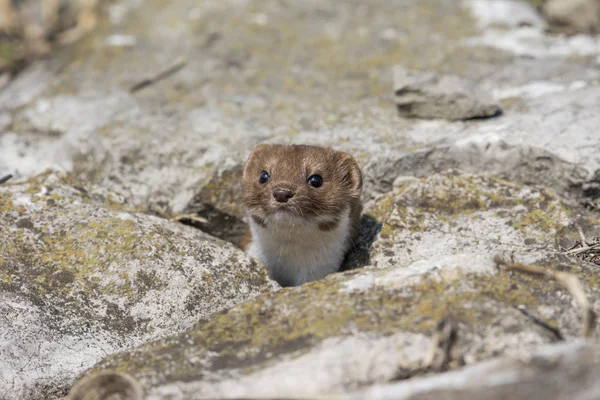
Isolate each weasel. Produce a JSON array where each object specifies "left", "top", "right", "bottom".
[{"left": 242, "top": 144, "right": 362, "bottom": 287}]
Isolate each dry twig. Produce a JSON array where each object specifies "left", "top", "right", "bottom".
[
  {"left": 0, "top": 174, "right": 12, "bottom": 184},
  {"left": 130, "top": 58, "right": 187, "bottom": 93},
  {"left": 494, "top": 256, "right": 596, "bottom": 337},
  {"left": 515, "top": 305, "right": 564, "bottom": 341},
  {"left": 562, "top": 225, "right": 600, "bottom": 264}
]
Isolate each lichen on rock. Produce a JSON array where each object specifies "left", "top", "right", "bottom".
[
  {"left": 367, "top": 171, "right": 579, "bottom": 269},
  {"left": 1, "top": 0, "right": 600, "bottom": 399},
  {"left": 74, "top": 171, "right": 600, "bottom": 398},
  {"left": 0, "top": 172, "right": 277, "bottom": 399}
]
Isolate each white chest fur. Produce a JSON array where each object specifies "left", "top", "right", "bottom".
[{"left": 247, "top": 209, "right": 352, "bottom": 286}]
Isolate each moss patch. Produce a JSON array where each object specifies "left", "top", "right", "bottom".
[
  {"left": 0, "top": 172, "right": 275, "bottom": 338},
  {"left": 374, "top": 172, "right": 573, "bottom": 242},
  {"left": 88, "top": 253, "right": 593, "bottom": 388}
]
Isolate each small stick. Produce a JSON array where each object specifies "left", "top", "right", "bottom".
[
  {"left": 130, "top": 58, "right": 187, "bottom": 93},
  {"left": 515, "top": 306, "right": 564, "bottom": 341},
  {"left": 565, "top": 243, "right": 600, "bottom": 256},
  {"left": 495, "top": 256, "right": 596, "bottom": 338},
  {"left": 0, "top": 174, "right": 12, "bottom": 184}
]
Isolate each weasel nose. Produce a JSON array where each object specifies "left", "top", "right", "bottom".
[{"left": 273, "top": 188, "right": 294, "bottom": 203}]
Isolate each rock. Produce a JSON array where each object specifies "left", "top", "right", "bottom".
[
  {"left": 360, "top": 138, "right": 588, "bottom": 204},
  {"left": 393, "top": 67, "right": 501, "bottom": 120},
  {"left": 544, "top": 0, "right": 600, "bottom": 35},
  {"left": 465, "top": 0, "right": 600, "bottom": 57},
  {"left": 466, "top": 0, "right": 546, "bottom": 29},
  {"left": 345, "top": 339, "right": 600, "bottom": 400},
  {"left": 367, "top": 171, "right": 583, "bottom": 268},
  {"left": 75, "top": 172, "right": 600, "bottom": 398},
  {"left": 0, "top": 111, "right": 11, "bottom": 130},
  {"left": 180, "top": 164, "right": 248, "bottom": 247},
  {"left": 0, "top": 172, "right": 277, "bottom": 399},
  {"left": 1, "top": 0, "right": 599, "bottom": 215},
  {"left": 1, "top": 0, "right": 600, "bottom": 399}
]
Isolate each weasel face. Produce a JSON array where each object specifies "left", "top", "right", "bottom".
[
  {"left": 242, "top": 144, "right": 362, "bottom": 228},
  {"left": 242, "top": 144, "right": 363, "bottom": 286}
]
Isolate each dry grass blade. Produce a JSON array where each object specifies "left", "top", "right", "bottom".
[
  {"left": 576, "top": 224, "right": 590, "bottom": 248},
  {"left": 565, "top": 244, "right": 600, "bottom": 256},
  {"left": 130, "top": 58, "right": 187, "bottom": 93},
  {"left": 494, "top": 256, "right": 596, "bottom": 337},
  {"left": 562, "top": 225, "right": 600, "bottom": 264},
  {"left": 170, "top": 213, "right": 209, "bottom": 224}
]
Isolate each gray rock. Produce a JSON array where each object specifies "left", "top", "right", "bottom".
[
  {"left": 360, "top": 139, "right": 588, "bottom": 205},
  {"left": 393, "top": 67, "right": 501, "bottom": 120},
  {"left": 0, "top": 0, "right": 598, "bottom": 215},
  {"left": 1, "top": 0, "right": 600, "bottom": 399},
  {"left": 74, "top": 172, "right": 600, "bottom": 399},
  {"left": 346, "top": 339, "right": 600, "bottom": 400},
  {"left": 366, "top": 170, "right": 595, "bottom": 268},
  {"left": 0, "top": 172, "right": 277, "bottom": 399}
]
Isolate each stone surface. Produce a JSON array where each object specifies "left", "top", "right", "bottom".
[
  {"left": 76, "top": 172, "right": 600, "bottom": 399},
  {"left": 1, "top": 0, "right": 600, "bottom": 399},
  {"left": 1, "top": 0, "right": 598, "bottom": 216},
  {"left": 345, "top": 339, "right": 600, "bottom": 400},
  {"left": 544, "top": 0, "right": 600, "bottom": 35},
  {"left": 0, "top": 172, "right": 276, "bottom": 400},
  {"left": 393, "top": 67, "right": 501, "bottom": 120},
  {"left": 366, "top": 171, "right": 583, "bottom": 268}
]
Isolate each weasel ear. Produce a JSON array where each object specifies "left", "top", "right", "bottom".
[
  {"left": 243, "top": 144, "right": 272, "bottom": 180},
  {"left": 338, "top": 152, "right": 362, "bottom": 197}
]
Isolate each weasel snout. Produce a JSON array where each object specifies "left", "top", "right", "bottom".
[{"left": 273, "top": 187, "right": 294, "bottom": 203}]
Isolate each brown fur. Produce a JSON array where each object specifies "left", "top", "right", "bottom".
[
  {"left": 239, "top": 228, "right": 252, "bottom": 251},
  {"left": 242, "top": 144, "right": 362, "bottom": 247}
]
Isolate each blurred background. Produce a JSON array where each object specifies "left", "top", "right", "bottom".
[{"left": 1, "top": 0, "right": 598, "bottom": 218}]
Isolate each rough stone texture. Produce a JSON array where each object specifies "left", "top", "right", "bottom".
[
  {"left": 0, "top": 172, "right": 276, "bottom": 400},
  {"left": 1, "top": 0, "right": 598, "bottom": 215},
  {"left": 78, "top": 172, "right": 600, "bottom": 399},
  {"left": 360, "top": 139, "right": 589, "bottom": 203},
  {"left": 345, "top": 339, "right": 600, "bottom": 400},
  {"left": 393, "top": 67, "right": 501, "bottom": 120},
  {"left": 544, "top": 0, "right": 600, "bottom": 35},
  {"left": 366, "top": 171, "right": 582, "bottom": 268},
  {"left": 1, "top": 0, "right": 600, "bottom": 398}
]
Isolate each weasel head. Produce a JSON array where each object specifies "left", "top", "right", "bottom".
[{"left": 242, "top": 144, "right": 362, "bottom": 228}]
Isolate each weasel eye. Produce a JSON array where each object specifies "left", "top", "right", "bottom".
[
  {"left": 258, "top": 170, "right": 270, "bottom": 184},
  {"left": 307, "top": 174, "right": 323, "bottom": 188}
]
